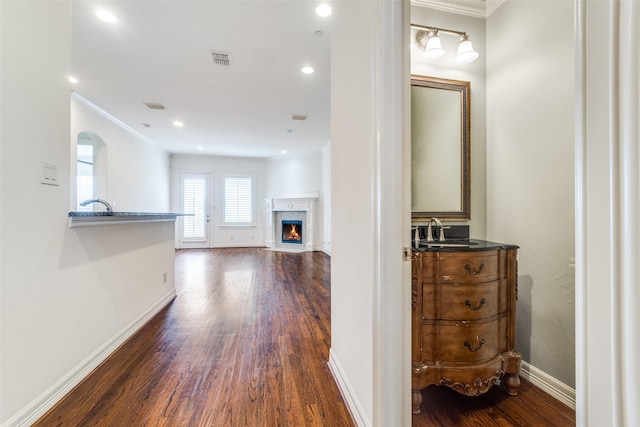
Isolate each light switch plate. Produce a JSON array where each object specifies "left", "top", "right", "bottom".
[{"left": 41, "top": 162, "right": 59, "bottom": 186}]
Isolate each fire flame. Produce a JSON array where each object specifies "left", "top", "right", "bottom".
[{"left": 286, "top": 224, "right": 300, "bottom": 240}]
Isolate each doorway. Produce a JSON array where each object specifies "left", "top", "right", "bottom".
[{"left": 179, "top": 172, "right": 211, "bottom": 248}]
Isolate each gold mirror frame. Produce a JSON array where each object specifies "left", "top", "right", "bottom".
[{"left": 411, "top": 75, "right": 471, "bottom": 221}]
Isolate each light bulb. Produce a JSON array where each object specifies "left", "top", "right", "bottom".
[
  {"left": 425, "top": 35, "right": 444, "bottom": 58},
  {"left": 456, "top": 37, "right": 479, "bottom": 64},
  {"left": 95, "top": 9, "right": 117, "bottom": 23},
  {"left": 316, "top": 4, "right": 332, "bottom": 17}
]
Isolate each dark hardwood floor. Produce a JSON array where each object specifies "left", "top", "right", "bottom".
[
  {"left": 35, "top": 248, "right": 352, "bottom": 426},
  {"left": 35, "top": 248, "right": 575, "bottom": 427},
  {"left": 414, "top": 379, "right": 575, "bottom": 427}
]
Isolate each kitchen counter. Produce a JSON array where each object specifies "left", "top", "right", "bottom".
[{"left": 68, "top": 211, "right": 190, "bottom": 228}]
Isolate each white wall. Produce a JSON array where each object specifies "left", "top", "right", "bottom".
[
  {"left": 330, "top": 2, "right": 410, "bottom": 424},
  {"left": 329, "top": 1, "right": 376, "bottom": 424},
  {"left": 486, "top": 0, "right": 575, "bottom": 387},
  {"left": 321, "top": 144, "right": 331, "bottom": 254},
  {"left": 410, "top": 6, "right": 487, "bottom": 237},
  {"left": 265, "top": 153, "right": 322, "bottom": 198},
  {"left": 170, "top": 153, "right": 329, "bottom": 250},
  {"left": 71, "top": 96, "right": 170, "bottom": 212},
  {"left": 170, "top": 154, "right": 267, "bottom": 248},
  {"left": 266, "top": 152, "right": 326, "bottom": 252},
  {"left": 0, "top": 2, "right": 175, "bottom": 424},
  {"left": 576, "top": 1, "right": 640, "bottom": 424}
]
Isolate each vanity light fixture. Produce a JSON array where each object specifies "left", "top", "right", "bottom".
[{"left": 412, "top": 24, "right": 479, "bottom": 64}]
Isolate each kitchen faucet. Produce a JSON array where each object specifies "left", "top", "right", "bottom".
[
  {"left": 79, "top": 198, "right": 114, "bottom": 212},
  {"left": 426, "top": 217, "right": 446, "bottom": 242}
]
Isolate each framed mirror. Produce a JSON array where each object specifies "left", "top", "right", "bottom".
[{"left": 411, "top": 75, "right": 470, "bottom": 221}]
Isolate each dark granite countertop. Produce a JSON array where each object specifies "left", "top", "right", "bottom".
[
  {"left": 68, "top": 212, "right": 191, "bottom": 228},
  {"left": 69, "top": 211, "right": 188, "bottom": 217},
  {"left": 412, "top": 239, "right": 519, "bottom": 252}
]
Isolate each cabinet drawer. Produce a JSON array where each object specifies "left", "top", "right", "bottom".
[
  {"left": 436, "top": 252, "right": 500, "bottom": 283},
  {"left": 422, "top": 279, "right": 506, "bottom": 321},
  {"left": 423, "top": 320, "right": 499, "bottom": 363}
]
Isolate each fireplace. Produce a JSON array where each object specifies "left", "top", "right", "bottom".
[
  {"left": 282, "top": 220, "right": 303, "bottom": 244},
  {"left": 266, "top": 194, "right": 318, "bottom": 252}
]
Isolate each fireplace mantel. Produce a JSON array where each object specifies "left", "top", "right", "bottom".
[{"left": 266, "top": 194, "right": 318, "bottom": 252}]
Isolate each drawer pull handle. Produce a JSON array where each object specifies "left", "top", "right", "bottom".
[
  {"left": 464, "top": 339, "right": 486, "bottom": 352},
  {"left": 464, "top": 298, "right": 486, "bottom": 310},
  {"left": 464, "top": 263, "right": 485, "bottom": 275}
]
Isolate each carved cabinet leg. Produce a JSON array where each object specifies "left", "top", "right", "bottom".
[
  {"left": 412, "top": 389, "right": 423, "bottom": 415},
  {"left": 503, "top": 373, "right": 521, "bottom": 396}
]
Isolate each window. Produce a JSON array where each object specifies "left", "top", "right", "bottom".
[
  {"left": 77, "top": 144, "right": 93, "bottom": 211},
  {"left": 223, "top": 175, "right": 253, "bottom": 224}
]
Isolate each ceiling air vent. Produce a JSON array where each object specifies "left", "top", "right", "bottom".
[
  {"left": 210, "top": 50, "right": 232, "bottom": 66},
  {"left": 292, "top": 114, "right": 308, "bottom": 121},
  {"left": 144, "top": 102, "right": 166, "bottom": 110}
]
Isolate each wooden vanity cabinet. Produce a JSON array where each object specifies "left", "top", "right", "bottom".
[{"left": 411, "top": 245, "right": 521, "bottom": 415}]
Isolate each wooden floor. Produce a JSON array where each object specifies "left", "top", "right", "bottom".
[
  {"left": 35, "top": 248, "right": 575, "bottom": 427},
  {"left": 414, "top": 379, "right": 575, "bottom": 427}
]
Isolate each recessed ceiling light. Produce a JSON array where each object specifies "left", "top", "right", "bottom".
[
  {"left": 286, "top": 129, "right": 293, "bottom": 133},
  {"left": 197, "top": 145, "right": 205, "bottom": 150},
  {"left": 281, "top": 150, "right": 287, "bottom": 154},
  {"left": 301, "top": 66, "right": 314, "bottom": 74},
  {"left": 316, "top": 4, "right": 332, "bottom": 17},
  {"left": 314, "top": 30, "right": 324, "bottom": 37},
  {"left": 173, "top": 120, "right": 184, "bottom": 127},
  {"left": 68, "top": 76, "right": 78, "bottom": 84},
  {"left": 95, "top": 9, "right": 117, "bottom": 23}
]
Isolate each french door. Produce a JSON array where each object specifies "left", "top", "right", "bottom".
[{"left": 179, "top": 173, "right": 211, "bottom": 248}]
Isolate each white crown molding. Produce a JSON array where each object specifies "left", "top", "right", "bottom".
[
  {"left": 485, "top": 0, "right": 507, "bottom": 16},
  {"left": 411, "top": 0, "right": 487, "bottom": 18},
  {"left": 72, "top": 91, "right": 161, "bottom": 149}
]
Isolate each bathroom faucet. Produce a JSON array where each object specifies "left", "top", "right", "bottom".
[
  {"left": 79, "top": 198, "right": 114, "bottom": 212},
  {"left": 426, "top": 218, "right": 446, "bottom": 242}
]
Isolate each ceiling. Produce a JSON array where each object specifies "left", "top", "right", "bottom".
[{"left": 71, "top": 0, "right": 331, "bottom": 158}]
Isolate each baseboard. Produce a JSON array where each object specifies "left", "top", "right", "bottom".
[
  {"left": 3, "top": 290, "right": 177, "bottom": 427},
  {"left": 520, "top": 361, "right": 576, "bottom": 409},
  {"left": 327, "top": 348, "right": 370, "bottom": 427},
  {"left": 211, "top": 243, "right": 266, "bottom": 248},
  {"left": 322, "top": 241, "right": 331, "bottom": 256},
  {"left": 326, "top": 354, "right": 575, "bottom": 424}
]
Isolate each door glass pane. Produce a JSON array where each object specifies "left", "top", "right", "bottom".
[{"left": 182, "top": 176, "right": 206, "bottom": 241}]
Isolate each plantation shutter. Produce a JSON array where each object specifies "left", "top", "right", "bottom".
[
  {"left": 182, "top": 176, "right": 206, "bottom": 240},
  {"left": 224, "top": 176, "right": 253, "bottom": 224}
]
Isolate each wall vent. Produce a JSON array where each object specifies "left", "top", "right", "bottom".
[
  {"left": 210, "top": 50, "right": 232, "bottom": 66},
  {"left": 291, "top": 114, "right": 308, "bottom": 121},
  {"left": 144, "top": 102, "right": 166, "bottom": 110}
]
